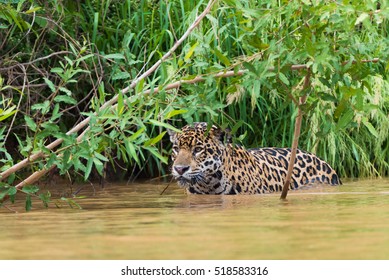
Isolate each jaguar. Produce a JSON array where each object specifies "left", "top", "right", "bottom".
[{"left": 168, "top": 122, "right": 341, "bottom": 194}]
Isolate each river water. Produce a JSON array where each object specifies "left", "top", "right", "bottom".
[{"left": 1, "top": 179, "right": 388, "bottom": 259}]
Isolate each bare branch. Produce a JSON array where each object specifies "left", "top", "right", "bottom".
[
  {"left": 0, "top": 51, "right": 71, "bottom": 71},
  {"left": 280, "top": 70, "right": 311, "bottom": 200}
]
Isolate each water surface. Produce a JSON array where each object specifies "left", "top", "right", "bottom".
[{"left": 1, "top": 179, "right": 388, "bottom": 259}]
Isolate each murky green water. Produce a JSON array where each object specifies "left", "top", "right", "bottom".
[{"left": 1, "top": 179, "right": 389, "bottom": 259}]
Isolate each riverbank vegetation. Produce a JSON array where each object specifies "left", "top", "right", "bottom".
[{"left": 0, "top": 0, "right": 388, "bottom": 210}]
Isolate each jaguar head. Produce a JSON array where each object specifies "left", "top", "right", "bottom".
[{"left": 167, "top": 122, "right": 227, "bottom": 189}]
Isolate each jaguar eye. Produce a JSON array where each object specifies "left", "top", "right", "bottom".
[{"left": 193, "top": 147, "right": 203, "bottom": 155}]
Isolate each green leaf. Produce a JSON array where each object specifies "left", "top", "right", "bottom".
[
  {"left": 231, "top": 120, "right": 245, "bottom": 135},
  {"left": 31, "top": 100, "right": 50, "bottom": 114},
  {"left": 50, "top": 103, "right": 62, "bottom": 121},
  {"left": 0, "top": 186, "right": 16, "bottom": 200},
  {"left": 0, "top": 189, "right": 7, "bottom": 201},
  {"left": 59, "top": 86, "right": 73, "bottom": 96},
  {"left": 64, "top": 56, "right": 73, "bottom": 66},
  {"left": 117, "top": 91, "right": 124, "bottom": 115},
  {"left": 335, "top": 86, "right": 360, "bottom": 119},
  {"left": 61, "top": 197, "right": 82, "bottom": 209},
  {"left": 85, "top": 158, "right": 93, "bottom": 180},
  {"left": 238, "top": 130, "right": 248, "bottom": 142},
  {"left": 68, "top": 43, "right": 77, "bottom": 56},
  {"left": 22, "top": 185, "right": 39, "bottom": 194},
  {"left": 336, "top": 110, "right": 354, "bottom": 130},
  {"left": 25, "top": 7, "right": 42, "bottom": 14},
  {"left": 94, "top": 152, "right": 109, "bottom": 162},
  {"left": 39, "top": 191, "right": 51, "bottom": 208},
  {"left": 184, "top": 42, "right": 199, "bottom": 61},
  {"left": 0, "top": 105, "right": 16, "bottom": 121},
  {"left": 149, "top": 119, "right": 180, "bottom": 132},
  {"left": 318, "top": 93, "right": 337, "bottom": 102},
  {"left": 351, "top": 143, "right": 360, "bottom": 163},
  {"left": 355, "top": 13, "right": 369, "bottom": 25},
  {"left": 75, "top": 53, "right": 95, "bottom": 64},
  {"left": 355, "top": 90, "right": 364, "bottom": 111},
  {"left": 24, "top": 115, "right": 37, "bottom": 131},
  {"left": 25, "top": 194, "right": 32, "bottom": 211},
  {"left": 93, "top": 157, "right": 104, "bottom": 175},
  {"left": 112, "top": 71, "right": 130, "bottom": 80},
  {"left": 104, "top": 53, "right": 126, "bottom": 60},
  {"left": 46, "top": 152, "right": 58, "bottom": 168},
  {"left": 243, "top": 62, "right": 257, "bottom": 76},
  {"left": 135, "top": 78, "right": 145, "bottom": 93},
  {"left": 60, "top": 149, "right": 71, "bottom": 173},
  {"left": 213, "top": 48, "right": 230, "bottom": 66},
  {"left": 7, "top": 186, "right": 17, "bottom": 196},
  {"left": 128, "top": 127, "right": 145, "bottom": 142},
  {"left": 278, "top": 72, "right": 290, "bottom": 86},
  {"left": 125, "top": 141, "right": 140, "bottom": 165},
  {"left": 54, "top": 95, "right": 77, "bottom": 105},
  {"left": 164, "top": 109, "right": 188, "bottom": 120},
  {"left": 43, "top": 77, "right": 56, "bottom": 93},
  {"left": 51, "top": 67, "right": 64, "bottom": 74},
  {"left": 143, "top": 131, "right": 166, "bottom": 147},
  {"left": 144, "top": 146, "right": 168, "bottom": 164},
  {"left": 362, "top": 118, "right": 378, "bottom": 138}
]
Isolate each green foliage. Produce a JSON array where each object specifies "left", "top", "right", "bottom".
[{"left": 0, "top": 0, "right": 388, "bottom": 210}]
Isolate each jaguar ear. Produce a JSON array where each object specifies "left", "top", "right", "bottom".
[
  {"left": 210, "top": 126, "right": 232, "bottom": 144},
  {"left": 167, "top": 128, "right": 177, "bottom": 143}
]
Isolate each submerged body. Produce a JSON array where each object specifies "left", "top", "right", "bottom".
[{"left": 168, "top": 122, "right": 341, "bottom": 195}]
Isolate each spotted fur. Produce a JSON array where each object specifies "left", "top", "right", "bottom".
[{"left": 168, "top": 122, "right": 341, "bottom": 194}]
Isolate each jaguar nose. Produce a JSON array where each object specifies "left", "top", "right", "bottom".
[{"left": 174, "top": 165, "right": 190, "bottom": 175}]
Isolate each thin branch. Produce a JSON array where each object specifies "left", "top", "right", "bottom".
[
  {"left": 342, "top": 58, "right": 380, "bottom": 65},
  {"left": 142, "top": 57, "right": 380, "bottom": 95},
  {"left": 14, "top": 165, "right": 57, "bottom": 189},
  {"left": 280, "top": 70, "right": 311, "bottom": 200},
  {"left": 0, "top": 51, "right": 71, "bottom": 71}
]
